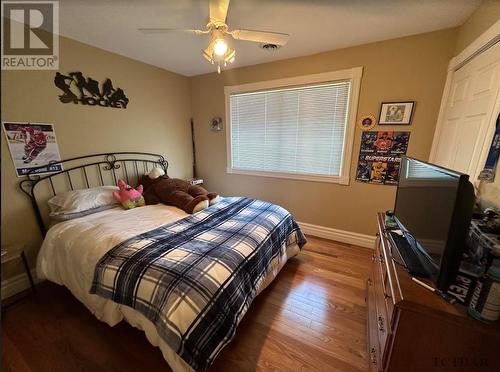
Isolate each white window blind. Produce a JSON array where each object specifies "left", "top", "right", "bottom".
[{"left": 229, "top": 81, "right": 351, "bottom": 178}]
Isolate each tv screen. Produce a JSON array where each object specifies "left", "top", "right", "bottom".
[{"left": 394, "top": 157, "right": 463, "bottom": 269}]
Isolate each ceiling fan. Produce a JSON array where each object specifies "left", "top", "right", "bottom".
[{"left": 138, "top": 0, "right": 290, "bottom": 73}]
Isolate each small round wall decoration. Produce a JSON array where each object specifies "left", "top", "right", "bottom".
[{"left": 358, "top": 115, "right": 376, "bottom": 130}]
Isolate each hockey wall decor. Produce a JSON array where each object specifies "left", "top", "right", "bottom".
[
  {"left": 54, "top": 72, "right": 129, "bottom": 108},
  {"left": 2, "top": 122, "right": 63, "bottom": 177},
  {"left": 478, "top": 113, "right": 500, "bottom": 182},
  {"left": 358, "top": 114, "right": 376, "bottom": 130},
  {"left": 356, "top": 130, "right": 410, "bottom": 185}
]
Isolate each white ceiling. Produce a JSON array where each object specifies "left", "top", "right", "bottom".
[{"left": 57, "top": 0, "right": 480, "bottom": 76}]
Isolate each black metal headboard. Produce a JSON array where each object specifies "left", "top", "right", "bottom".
[{"left": 19, "top": 152, "right": 168, "bottom": 237}]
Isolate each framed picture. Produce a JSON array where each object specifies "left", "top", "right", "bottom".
[
  {"left": 358, "top": 114, "right": 376, "bottom": 130},
  {"left": 378, "top": 101, "right": 415, "bottom": 125},
  {"left": 2, "top": 122, "right": 63, "bottom": 177},
  {"left": 211, "top": 117, "right": 223, "bottom": 131}
]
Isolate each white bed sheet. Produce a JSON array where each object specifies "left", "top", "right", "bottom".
[{"left": 37, "top": 204, "right": 299, "bottom": 371}]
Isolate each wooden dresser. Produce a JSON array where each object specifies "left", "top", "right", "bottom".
[{"left": 366, "top": 213, "right": 500, "bottom": 372}]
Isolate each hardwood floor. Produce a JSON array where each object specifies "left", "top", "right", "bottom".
[{"left": 1, "top": 236, "right": 372, "bottom": 372}]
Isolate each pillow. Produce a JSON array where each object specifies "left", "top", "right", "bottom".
[
  {"left": 48, "top": 186, "right": 119, "bottom": 216},
  {"left": 50, "top": 205, "right": 117, "bottom": 222}
]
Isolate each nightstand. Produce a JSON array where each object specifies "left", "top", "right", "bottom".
[{"left": 1, "top": 245, "right": 36, "bottom": 295}]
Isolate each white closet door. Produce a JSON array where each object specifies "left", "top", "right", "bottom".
[{"left": 432, "top": 42, "right": 500, "bottom": 181}]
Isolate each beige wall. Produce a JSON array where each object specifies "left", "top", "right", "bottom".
[
  {"left": 190, "top": 28, "right": 458, "bottom": 237},
  {"left": 455, "top": 0, "right": 500, "bottom": 54},
  {"left": 1, "top": 36, "right": 192, "bottom": 280}
]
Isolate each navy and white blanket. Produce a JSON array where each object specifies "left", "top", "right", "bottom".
[{"left": 90, "top": 197, "right": 306, "bottom": 371}]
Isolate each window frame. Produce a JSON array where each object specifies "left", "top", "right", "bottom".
[{"left": 224, "top": 67, "right": 363, "bottom": 185}]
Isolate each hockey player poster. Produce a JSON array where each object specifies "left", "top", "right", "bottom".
[
  {"left": 2, "top": 122, "right": 63, "bottom": 177},
  {"left": 356, "top": 131, "right": 410, "bottom": 185}
]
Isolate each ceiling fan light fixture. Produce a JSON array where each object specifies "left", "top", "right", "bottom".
[
  {"left": 140, "top": 0, "right": 289, "bottom": 74},
  {"left": 203, "top": 36, "right": 235, "bottom": 73},
  {"left": 139, "top": 0, "right": 290, "bottom": 75},
  {"left": 226, "top": 49, "right": 235, "bottom": 63},
  {"left": 202, "top": 48, "right": 212, "bottom": 62},
  {"left": 213, "top": 38, "right": 228, "bottom": 56}
]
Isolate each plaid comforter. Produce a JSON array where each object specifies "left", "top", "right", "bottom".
[{"left": 90, "top": 197, "right": 306, "bottom": 371}]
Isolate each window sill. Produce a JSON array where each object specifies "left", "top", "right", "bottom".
[{"left": 226, "top": 167, "right": 350, "bottom": 185}]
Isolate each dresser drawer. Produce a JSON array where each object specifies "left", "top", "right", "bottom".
[
  {"left": 374, "top": 257, "right": 391, "bottom": 366},
  {"left": 366, "top": 277, "right": 381, "bottom": 372},
  {"left": 375, "top": 243, "right": 396, "bottom": 328}
]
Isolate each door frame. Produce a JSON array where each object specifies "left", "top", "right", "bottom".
[{"left": 429, "top": 20, "right": 500, "bottom": 181}]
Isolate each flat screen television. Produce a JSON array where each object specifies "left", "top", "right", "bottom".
[{"left": 393, "top": 157, "right": 475, "bottom": 290}]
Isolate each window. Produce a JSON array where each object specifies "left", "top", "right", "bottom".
[{"left": 225, "top": 68, "right": 362, "bottom": 184}]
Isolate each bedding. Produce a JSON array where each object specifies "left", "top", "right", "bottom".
[
  {"left": 50, "top": 204, "right": 117, "bottom": 222},
  {"left": 90, "top": 197, "right": 306, "bottom": 371},
  {"left": 37, "top": 198, "right": 305, "bottom": 371},
  {"left": 48, "top": 185, "right": 119, "bottom": 216}
]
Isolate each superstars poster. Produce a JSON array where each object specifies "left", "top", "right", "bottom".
[
  {"left": 356, "top": 130, "right": 410, "bottom": 185},
  {"left": 2, "top": 122, "right": 63, "bottom": 177}
]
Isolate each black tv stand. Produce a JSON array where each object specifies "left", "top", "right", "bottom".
[{"left": 388, "top": 231, "right": 430, "bottom": 277}]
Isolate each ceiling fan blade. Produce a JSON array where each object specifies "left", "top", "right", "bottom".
[
  {"left": 229, "top": 29, "right": 289, "bottom": 46},
  {"left": 209, "top": 0, "right": 230, "bottom": 23},
  {"left": 138, "top": 28, "right": 207, "bottom": 35}
]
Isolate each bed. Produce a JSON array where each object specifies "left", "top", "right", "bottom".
[{"left": 21, "top": 153, "right": 306, "bottom": 372}]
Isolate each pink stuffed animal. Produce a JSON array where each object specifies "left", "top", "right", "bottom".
[{"left": 112, "top": 179, "right": 145, "bottom": 209}]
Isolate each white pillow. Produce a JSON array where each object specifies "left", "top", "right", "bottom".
[
  {"left": 50, "top": 205, "right": 118, "bottom": 222},
  {"left": 48, "top": 186, "right": 119, "bottom": 215}
]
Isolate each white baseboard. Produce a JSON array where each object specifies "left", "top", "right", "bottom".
[
  {"left": 1, "top": 269, "right": 40, "bottom": 300},
  {"left": 299, "top": 221, "right": 376, "bottom": 249}
]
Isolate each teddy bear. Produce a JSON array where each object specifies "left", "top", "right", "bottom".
[
  {"left": 112, "top": 179, "right": 145, "bottom": 209},
  {"left": 138, "top": 167, "right": 220, "bottom": 214}
]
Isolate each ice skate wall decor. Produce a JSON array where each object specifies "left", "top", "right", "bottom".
[{"left": 54, "top": 72, "right": 129, "bottom": 109}]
